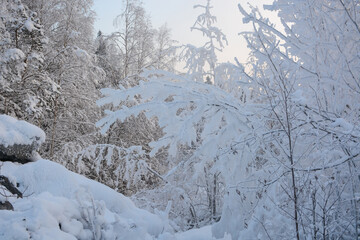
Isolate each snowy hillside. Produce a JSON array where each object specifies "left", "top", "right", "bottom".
[
  {"left": 0, "top": 114, "right": 228, "bottom": 239},
  {"left": 0, "top": 159, "right": 229, "bottom": 240},
  {"left": 0, "top": 159, "right": 166, "bottom": 239}
]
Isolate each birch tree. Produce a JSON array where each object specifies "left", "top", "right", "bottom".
[
  {"left": 231, "top": 1, "right": 360, "bottom": 239},
  {"left": 181, "top": 0, "right": 227, "bottom": 84}
]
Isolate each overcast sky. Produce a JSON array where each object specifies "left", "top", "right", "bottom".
[{"left": 93, "top": 0, "right": 274, "bottom": 64}]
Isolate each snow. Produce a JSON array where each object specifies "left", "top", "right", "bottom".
[
  {"left": 0, "top": 111, "right": 230, "bottom": 239},
  {"left": 159, "top": 226, "right": 231, "bottom": 240},
  {"left": 24, "top": 19, "right": 35, "bottom": 32},
  {"left": 0, "top": 159, "right": 165, "bottom": 239},
  {"left": 0, "top": 115, "right": 45, "bottom": 147},
  {"left": 175, "top": 226, "right": 230, "bottom": 240},
  {"left": 74, "top": 47, "right": 91, "bottom": 62},
  {"left": 0, "top": 158, "right": 230, "bottom": 239},
  {"left": 24, "top": 96, "right": 40, "bottom": 115},
  {"left": 0, "top": 0, "right": 357, "bottom": 238},
  {"left": 330, "top": 118, "right": 354, "bottom": 133},
  {"left": 290, "top": 89, "right": 306, "bottom": 105},
  {"left": 3, "top": 48, "right": 25, "bottom": 62}
]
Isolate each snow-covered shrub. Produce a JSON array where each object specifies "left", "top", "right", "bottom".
[
  {"left": 96, "top": 67, "right": 254, "bottom": 230},
  {"left": 68, "top": 144, "right": 160, "bottom": 195}
]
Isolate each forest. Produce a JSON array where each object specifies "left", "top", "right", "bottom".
[{"left": 0, "top": 0, "right": 359, "bottom": 239}]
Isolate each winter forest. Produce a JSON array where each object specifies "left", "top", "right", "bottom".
[{"left": 0, "top": 0, "right": 359, "bottom": 239}]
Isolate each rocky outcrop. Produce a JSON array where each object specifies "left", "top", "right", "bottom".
[
  {"left": 0, "top": 114, "right": 45, "bottom": 163},
  {"left": 0, "top": 139, "right": 41, "bottom": 163},
  {"left": 0, "top": 115, "right": 42, "bottom": 211}
]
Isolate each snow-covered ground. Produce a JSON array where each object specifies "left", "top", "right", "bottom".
[
  {"left": 0, "top": 109, "right": 237, "bottom": 239},
  {"left": 0, "top": 114, "right": 229, "bottom": 239},
  {"left": 0, "top": 159, "right": 165, "bottom": 239},
  {"left": 0, "top": 159, "right": 230, "bottom": 239}
]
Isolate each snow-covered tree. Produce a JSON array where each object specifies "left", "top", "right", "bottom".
[
  {"left": 90, "top": 0, "right": 178, "bottom": 191},
  {"left": 67, "top": 144, "right": 162, "bottom": 195},
  {"left": 23, "top": 0, "right": 104, "bottom": 162},
  {"left": 0, "top": 0, "right": 58, "bottom": 126},
  {"left": 152, "top": 24, "right": 177, "bottom": 73},
  {"left": 109, "top": 0, "right": 152, "bottom": 86},
  {"left": 96, "top": 0, "right": 360, "bottom": 238},
  {"left": 96, "top": 67, "right": 253, "bottom": 228},
  {"left": 181, "top": 0, "right": 227, "bottom": 84},
  {"left": 95, "top": 0, "right": 253, "bottom": 230},
  {"left": 181, "top": 0, "right": 248, "bottom": 101},
  {"left": 94, "top": 30, "right": 123, "bottom": 88},
  {"left": 228, "top": 1, "right": 360, "bottom": 239}
]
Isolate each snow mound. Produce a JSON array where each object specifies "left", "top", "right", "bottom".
[
  {"left": 0, "top": 159, "right": 165, "bottom": 239},
  {"left": 3, "top": 48, "right": 25, "bottom": 62},
  {"left": 0, "top": 114, "right": 45, "bottom": 148},
  {"left": 158, "top": 226, "right": 231, "bottom": 240},
  {"left": 24, "top": 19, "right": 35, "bottom": 32}
]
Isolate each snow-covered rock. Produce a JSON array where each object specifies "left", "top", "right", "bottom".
[{"left": 0, "top": 114, "right": 45, "bottom": 161}]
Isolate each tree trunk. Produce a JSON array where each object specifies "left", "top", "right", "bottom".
[
  {"left": 212, "top": 172, "right": 217, "bottom": 220},
  {"left": 312, "top": 190, "right": 317, "bottom": 240}
]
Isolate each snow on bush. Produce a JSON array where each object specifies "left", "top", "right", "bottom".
[{"left": 69, "top": 144, "right": 156, "bottom": 195}]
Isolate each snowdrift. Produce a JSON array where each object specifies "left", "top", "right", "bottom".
[
  {"left": 0, "top": 159, "right": 165, "bottom": 240},
  {"left": 0, "top": 159, "right": 227, "bottom": 240}
]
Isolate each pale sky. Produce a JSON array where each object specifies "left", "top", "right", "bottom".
[{"left": 93, "top": 0, "right": 275, "bottom": 64}]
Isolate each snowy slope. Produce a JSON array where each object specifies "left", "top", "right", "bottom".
[
  {"left": 0, "top": 159, "right": 233, "bottom": 240},
  {"left": 0, "top": 114, "right": 229, "bottom": 239},
  {"left": 0, "top": 159, "right": 166, "bottom": 240}
]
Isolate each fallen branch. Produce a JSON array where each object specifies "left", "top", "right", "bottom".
[
  {"left": 0, "top": 201, "right": 13, "bottom": 211},
  {"left": 0, "top": 175, "right": 22, "bottom": 198}
]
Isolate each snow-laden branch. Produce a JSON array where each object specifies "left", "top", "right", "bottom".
[{"left": 97, "top": 69, "right": 252, "bottom": 160}]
